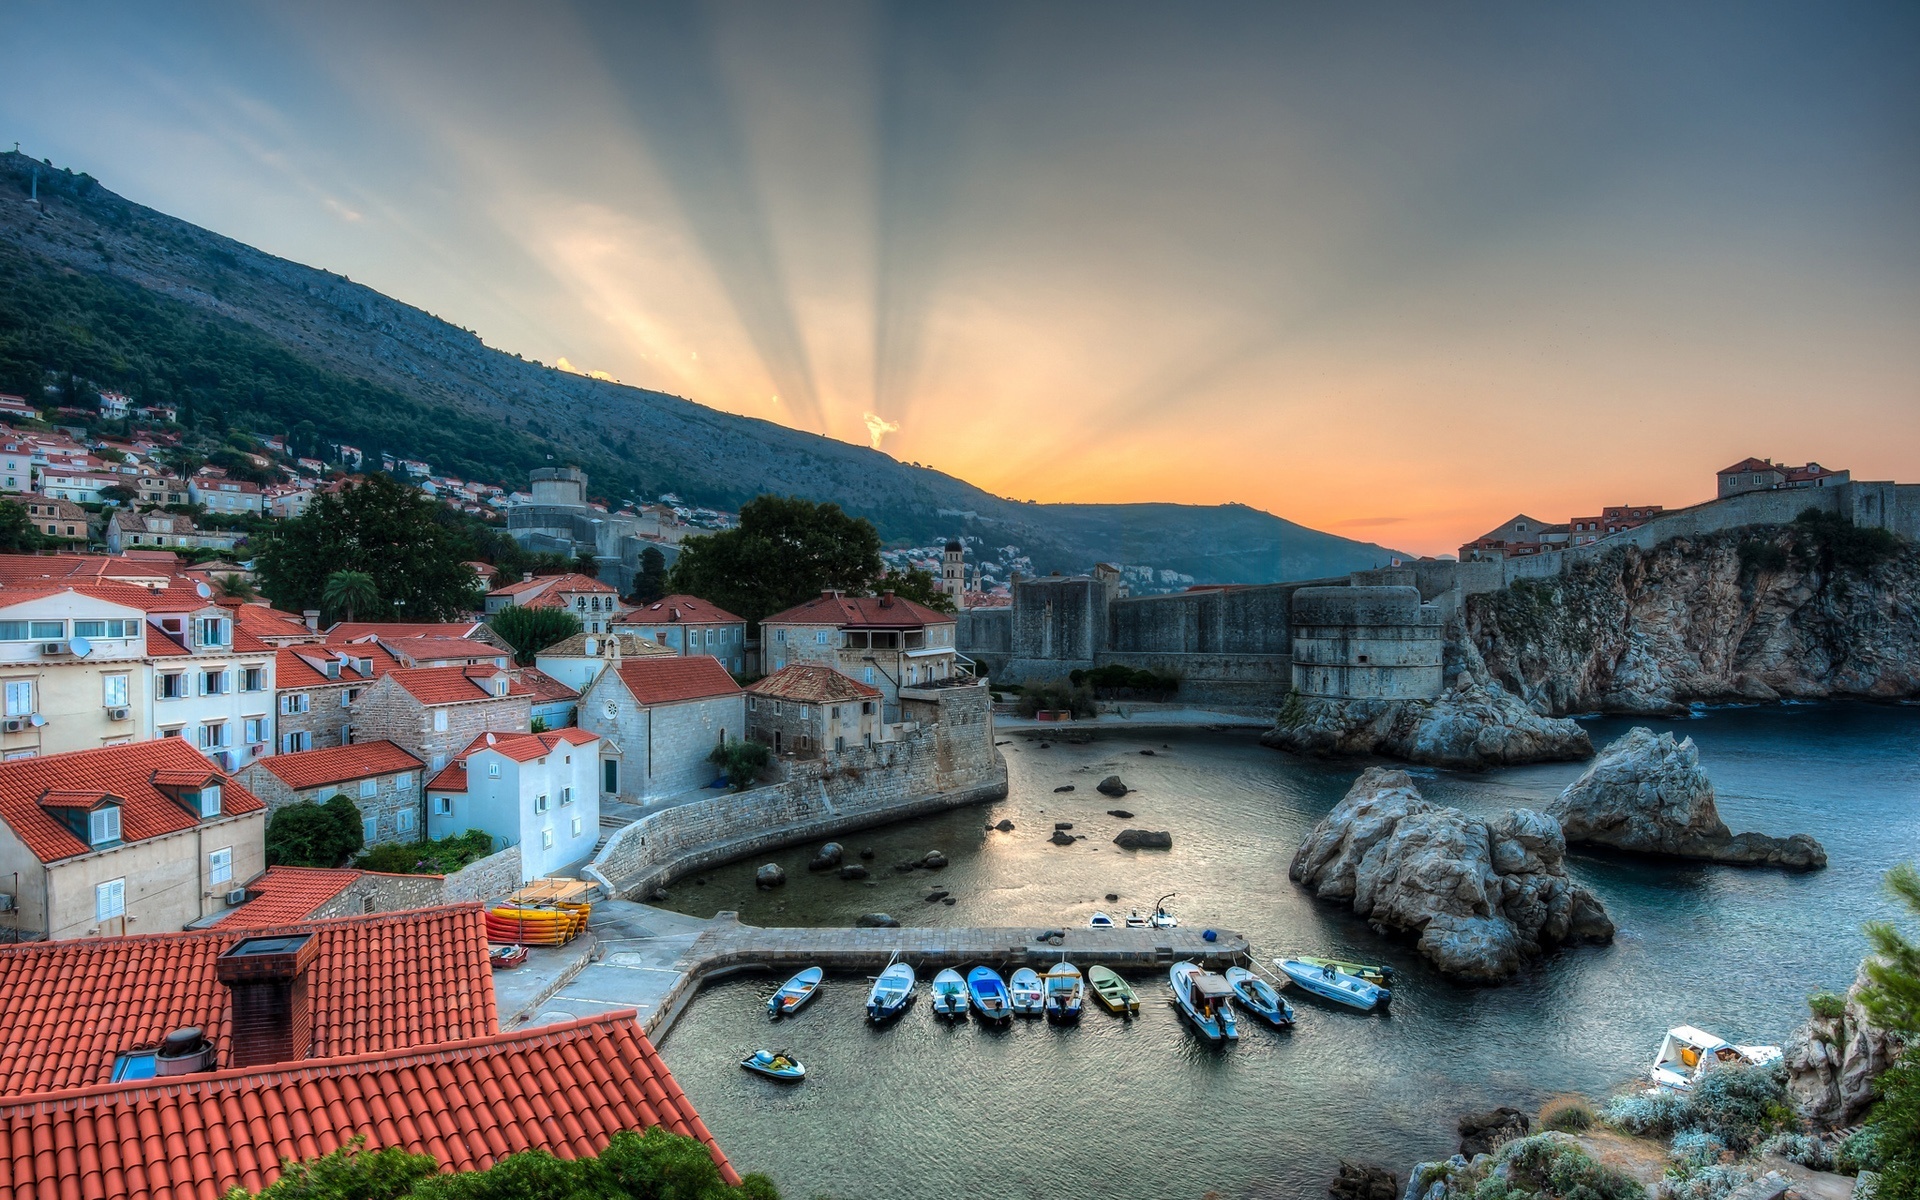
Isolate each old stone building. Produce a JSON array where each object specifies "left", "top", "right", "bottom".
[
  {"left": 577, "top": 656, "right": 743, "bottom": 803},
  {"left": 349, "top": 666, "right": 532, "bottom": 774},
  {"left": 760, "top": 591, "right": 959, "bottom": 714},
  {"left": 1288, "top": 586, "right": 1444, "bottom": 701},
  {"left": 237, "top": 740, "right": 426, "bottom": 848},
  {"left": 532, "top": 630, "right": 673, "bottom": 695},
  {"left": 274, "top": 646, "right": 384, "bottom": 753},
  {"left": 614, "top": 595, "right": 748, "bottom": 673},
  {"left": 744, "top": 664, "right": 882, "bottom": 756}
]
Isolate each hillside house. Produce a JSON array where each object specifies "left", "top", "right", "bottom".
[
  {"left": 1717, "top": 457, "right": 1851, "bottom": 498},
  {"left": 139, "top": 597, "right": 279, "bottom": 772},
  {"left": 24, "top": 498, "right": 87, "bottom": 544},
  {"left": 105, "top": 510, "right": 240, "bottom": 554},
  {"left": 0, "top": 586, "right": 155, "bottom": 757},
  {"left": 577, "top": 656, "right": 743, "bottom": 802},
  {"left": 533, "top": 629, "right": 673, "bottom": 694},
  {"left": 425, "top": 728, "right": 600, "bottom": 879},
  {"left": 614, "top": 595, "right": 748, "bottom": 672},
  {"left": 485, "top": 572, "right": 622, "bottom": 634},
  {"left": 745, "top": 664, "right": 883, "bottom": 756},
  {"left": 273, "top": 646, "right": 384, "bottom": 753},
  {"left": 238, "top": 740, "right": 424, "bottom": 848},
  {"left": 760, "top": 590, "right": 961, "bottom": 713},
  {"left": 188, "top": 476, "right": 265, "bottom": 514},
  {"left": 349, "top": 665, "right": 532, "bottom": 773}
]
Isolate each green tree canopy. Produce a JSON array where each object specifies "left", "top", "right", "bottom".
[
  {"left": 488, "top": 605, "right": 582, "bottom": 665},
  {"left": 665, "top": 495, "right": 883, "bottom": 627},
  {"left": 255, "top": 474, "right": 483, "bottom": 620},
  {"left": 264, "top": 796, "right": 365, "bottom": 868},
  {"left": 321, "top": 570, "right": 381, "bottom": 624},
  {"left": 879, "top": 564, "right": 956, "bottom": 613},
  {"left": 630, "top": 545, "right": 668, "bottom": 605},
  {"left": 0, "top": 500, "right": 43, "bottom": 553}
]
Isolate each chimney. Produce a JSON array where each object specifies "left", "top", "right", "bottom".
[
  {"left": 302, "top": 609, "right": 320, "bottom": 632},
  {"left": 880, "top": 590, "right": 894, "bottom": 607},
  {"left": 522, "top": 572, "right": 533, "bottom": 583},
  {"left": 216, "top": 932, "right": 320, "bottom": 1068}
]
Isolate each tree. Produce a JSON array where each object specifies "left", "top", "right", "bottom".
[
  {"left": 321, "top": 570, "right": 381, "bottom": 624},
  {"left": 255, "top": 473, "right": 483, "bottom": 620},
  {"left": 489, "top": 605, "right": 582, "bottom": 665},
  {"left": 1859, "top": 863, "right": 1920, "bottom": 1197},
  {"left": 264, "top": 796, "right": 365, "bottom": 868},
  {"left": 879, "top": 565, "right": 956, "bottom": 613},
  {"left": 99, "top": 483, "right": 137, "bottom": 506},
  {"left": 666, "top": 495, "right": 883, "bottom": 627},
  {"left": 630, "top": 545, "right": 668, "bottom": 605},
  {"left": 710, "top": 738, "right": 771, "bottom": 791},
  {"left": 0, "top": 500, "right": 42, "bottom": 553},
  {"left": 572, "top": 552, "right": 600, "bottom": 578}
]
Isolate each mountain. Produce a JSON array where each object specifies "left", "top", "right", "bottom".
[{"left": 0, "top": 152, "right": 1403, "bottom": 584}]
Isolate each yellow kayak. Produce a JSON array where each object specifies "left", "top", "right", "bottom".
[{"left": 1087, "top": 965, "right": 1139, "bottom": 1015}]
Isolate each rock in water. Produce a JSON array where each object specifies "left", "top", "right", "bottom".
[
  {"left": 838, "top": 864, "right": 870, "bottom": 881},
  {"left": 994, "top": 819, "right": 1016, "bottom": 832},
  {"left": 1054, "top": 785, "right": 1075, "bottom": 793},
  {"left": 1113, "top": 829, "right": 1173, "bottom": 850},
  {"left": 1785, "top": 963, "right": 1900, "bottom": 1127},
  {"left": 922, "top": 850, "right": 948, "bottom": 869},
  {"left": 1049, "top": 830, "right": 1077, "bottom": 846},
  {"left": 1262, "top": 683, "right": 1592, "bottom": 769},
  {"left": 1289, "top": 767, "right": 1614, "bottom": 982},
  {"left": 1328, "top": 1160, "right": 1400, "bottom": 1200},
  {"left": 1107, "top": 809, "right": 1134, "bottom": 819},
  {"left": 808, "top": 842, "right": 844, "bottom": 871},
  {"left": 754, "top": 863, "right": 785, "bottom": 889},
  {"left": 1054, "top": 822, "right": 1074, "bottom": 831},
  {"left": 1457, "top": 1108, "right": 1531, "bottom": 1157},
  {"left": 855, "top": 913, "right": 900, "bottom": 928},
  {"left": 1550, "top": 727, "right": 1826, "bottom": 870},
  {"left": 1097, "top": 775, "right": 1129, "bottom": 796}
]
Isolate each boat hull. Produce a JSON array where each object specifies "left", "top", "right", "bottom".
[
  {"left": 1276, "top": 959, "right": 1389, "bottom": 1012},
  {"left": 1169, "top": 963, "right": 1237, "bottom": 1043}
]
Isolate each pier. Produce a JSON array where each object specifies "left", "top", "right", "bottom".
[{"left": 500, "top": 901, "right": 1251, "bottom": 1041}]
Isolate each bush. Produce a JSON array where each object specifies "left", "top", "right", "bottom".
[
  {"left": 1068, "top": 664, "right": 1179, "bottom": 695},
  {"left": 488, "top": 605, "right": 583, "bottom": 665},
  {"left": 1737, "top": 539, "right": 1789, "bottom": 576},
  {"left": 1808, "top": 991, "right": 1848, "bottom": 1020},
  {"left": 1501, "top": 1133, "right": 1647, "bottom": 1200},
  {"left": 1791, "top": 508, "right": 1903, "bottom": 575},
  {"left": 355, "top": 830, "right": 495, "bottom": 875},
  {"left": 1605, "top": 1091, "right": 1692, "bottom": 1140},
  {"left": 1868, "top": 1052, "right": 1920, "bottom": 1196},
  {"left": 1015, "top": 679, "right": 1096, "bottom": 719},
  {"left": 1685, "top": 1063, "right": 1794, "bottom": 1151},
  {"left": 710, "top": 738, "right": 771, "bottom": 792},
  {"left": 1543, "top": 1102, "right": 1596, "bottom": 1133},
  {"left": 265, "top": 795, "right": 365, "bottom": 868},
  {"left": 1757, "top": 1132, "right": 1834, "bottom": 1172},
  {"left": 1838, "top": 1125, "right": 1886, "bottom": 1176}
]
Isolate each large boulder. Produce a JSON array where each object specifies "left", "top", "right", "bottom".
[
  {"left": 1289, "top": 768, "right": 1614, "bottom": 982},
  {"left": 754, "top": 863, "right": 785, "bottom": 889},
  {"left": 1330, "top": 1160, "right": 1401, "bottom": 1200},
  {"left": 854, "top": 913, "right": 900, "bottom": 928},
  {"left": 1097, "top": 776, "right": 1130, "bottom": 796},
  {"left": 1263, "top": 683, "right": 1593, "bottom": 770},
  {"left": 807, "top": 842, "right": 844, "bottom": 871},
  {"left": 1457, "top": 1107, "right": 1530, "bottom": 1158},
  {"left": 1784, "top": 964, "right": 1900, "bottom": 1128},
  {"left": 1550, "top": 728, "right": 1826, "bottom": 870},
  {"left": 1113, "top": 829, "right": 1173, "bottom": 850}
]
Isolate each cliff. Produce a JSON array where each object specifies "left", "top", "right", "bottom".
[{"left": 1466, "top": 521, "right": 1920, "bottom": 715}]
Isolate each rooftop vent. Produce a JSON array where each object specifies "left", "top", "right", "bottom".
[{"left": 154, "top": 1026, "right": 215, "bottom": 1077}]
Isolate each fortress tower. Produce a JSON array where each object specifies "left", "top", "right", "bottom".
[{"left": 941, "top": 539, "right": 966, "bottom": 608}]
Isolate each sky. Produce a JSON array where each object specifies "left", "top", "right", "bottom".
[{"left": 3, "top": 1, "right": 1917, "bottom": 556}]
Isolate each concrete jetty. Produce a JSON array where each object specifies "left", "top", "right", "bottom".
[{"left": 504, "top": 901, "right": 1251, "bottom": 1042}]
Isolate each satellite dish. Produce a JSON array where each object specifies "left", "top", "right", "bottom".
[
  {"left": 68, "top": 635, "right": 92, "bottom": 659},
  {"left": 195, "top": 581, "right": 212, "bottom": 599},
  {"left": 28, "top": 714, "right": 46, "bottom": 728}
]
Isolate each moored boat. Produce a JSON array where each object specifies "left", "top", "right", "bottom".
[
  {"left": 1276, "top": 958, "right": 1390, "bottom": 1012},
  {"left": 1295, "top": 955, "right": 1393, "bottom": 985},
  {"left": 930, "top": 968, "right": 970, "bottom": 1018},
  {"left": 1650, "top": 1026, "right": 1783, "bottom": 1091},
  {"left": 1224, "top": 965, "right": 1293, "bottom": 1028},
  {"left": 966, "top": 966, "right": 1013, "bottom": 1022},
  {"left": 1124, "top": 910, "right": 1150, "bottom": 929},
  {"left": 1088, "top": 911, "right": 1115, "bottom": 929},
  {"left": 866, "top": 961, "right": 916, "bottom": 1022},
  {"left": 1044, "top": 961, "right": 1085, "bottom": 1022},
  {"left": 1087, "top": 965, "right": 1139, "bottom": 1015},
  {"left": 1169, "top": 961, "right": 1238, "bottom": 1042},
  {"left": 767, "top": 966, "right": 824, "bottom": 1018},
  {"left": 1008, "top": 967, "right": 1046, "bottom": 1016},
  {"left": 740, "top": 1049, "right": 806, "bottom": 1081}
]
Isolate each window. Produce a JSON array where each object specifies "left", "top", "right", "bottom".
[
  {"left": 395, "top": 771, "right": 413, "bottom": 791},
  {"left": 29, "top": 620, "right": 64, "bottom": 640},
  {"left": 815, "top": 630, "right": 827, "bottom": 645},
  {"left": 200, "top": 785, "right": 222, "bottom": 817},
  {"left": 535, "top": 793, "right": 549, "bottom": 813},
  {"left": 541, "top": 829, "right": 554, "bottom": 849},
  {"left": 111, "top": 1051, "right": 157, "bottom": 1082},
  {"left": 241, "top": 667, "right": 265, "bottom": 692},
  {"left": 487, "top": 762, "right": 501, "bottom": 778},
  {"left": 603, "top": 759, "right": 618, "bottom": 793},
  {"left": 281, "top": 693, "right": 310, "bottom": 715},
  {"left": 864, "top": 667, "right": 875, "bottom": 685},
  {"left": 89, "top": 806, "right": 121, "bottom": 845},
  {"left": 0, "top": 621, "right": 26, "bottom": 641},
  {"left": 359, "top": 778, "right": 378, "bottom": 798},
  {"left": 198, "top": 723, "right": 228, "bottom": 749},
  {"left": 74, "top": 619, "right": 135, "bottom": 639},
  {"left": 571, "top": 816, "right": 582, "bottom": 838},
  {"left": 201, "top": 669, "right": 227, "bottom": 695},
  {"left": 281, "top": 731, "right": 311, "bottom": 753},
  {"left": 494, "top": 680, "right": 508, "bottom": 697},
  {"left": 362, "top": 816, "right": 378, "bottom": 843},
  {"left": 243, "top": 718, "right": 269, "bottom": 745},
  {"left": 3, "top": 680, "right": 31, "bottom": 717},
  {"left": 560, "top": 786, "right": 574, "bottom": 806},
  {"left": 103, "top": 674, "right": 129, "bottom": 707},
  {"left": 396, "top": 808, "right": 416, "bottom": 833},
  {"left": 95, "top": 878, "right": 125, "bottom": 921},
  {"left": 432, "top": 795, "right": 453, "bottom": 816},
  {"left": 433, "top": 709, "right": 448, "bottom": 732},
  {"left": 209, "top": 847, "right": 232, "bottom": 884},
  {"left": 198, "top": 618, "right": 228, "bottom": 647}
]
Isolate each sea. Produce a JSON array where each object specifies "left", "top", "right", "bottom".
[{"left": 654, "top": 702, "right": 1920, "bottom": 1200}]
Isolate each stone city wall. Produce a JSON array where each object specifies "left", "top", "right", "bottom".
[
  {"left": 297, "top": 844, "right": 524, "bottom": 918},
  {"left": 1289, "top": 585, "right": 1445, "bottom": 701}
]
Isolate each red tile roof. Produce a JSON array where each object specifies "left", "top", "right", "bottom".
[
  {"left": 387, "top": 666, "right": 525, "bottom": 705},
  {"left": 0, "top": 905, "right": 496, "bottom": 1094},
  {"left": 487, "top": 572, "right": 615, "bottom": 599},
  {"left": 325, "top": 621, "right": 485, "bottom": 644},
  {"left": 253, "top": 740, "right": 424, "bottom": 791},
  {"left": 763, "top": 590, "right": 954, "bottom": 628},
  {"left": 518, "top": 665, "right": 581, "bottom": 702},
  {"left": 218, "top": 865, "right": 361, "bottom": 928},
  {"left": 0, "top": 1011, "right": 737, "bottom": 1197},
  {"left": 234, "top": 603, "right": 320, "bottom": 641},
  {"left": 1719, "top": 457, "right": 1779, "bottom": 475},
  {"left": 0, "top": 739, "right": 265, "bottom": 864},
  {"left": 615, "top": 593, "right": 744, "bottom": 625},
  {"left": 430, "top": 729, "right": 598, "bottom": 791},
  {"left": 427, "top": 762, "right": 467, "bottom": 792},
  {"left": 275, "top": 646, "right": 377, "bottom": 687},
  {"left": 748, "top": 663, "right": 882, "bottom": 703},
  {"left": 612, "top": 655, "right": 743, "bottom": 706},
  {"left": 381, "top": 635, "right": 509, "bottom": 664}
]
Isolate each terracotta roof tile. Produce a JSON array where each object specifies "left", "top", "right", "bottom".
[
  {"left": 516, "top": 666, "right": 580, "bottom": 703},
  {"left": 0, "top": 1012, "right": 737, "bottom": 1197},
  {"left": 386, "top": 666, "right": 520, "bottom": 705},
  {"left": 486, "top": 572, "right": 615, "bottom": 599},
  {"left": 537, "top": 630, "right": 672, "bottom": 658},
  {"left": 0, "top": 739, "right": 264, "bottom": 863},
  {"left": 324, "top": 621, "right": 484, "bottom": 644},
  {"left": 615, "top": 593, "right": 744, "bottom": 625},
  {"left": 449, "top": 728, "right": 599, "bottom": 767},
  {"left": 748, "top": 663, "right": 882, "bottom": 703},
  {"left": 763, "top": 591, "right": 954, "bottom": 629},
  {"left": 253, "top": 741, "right": 423, "bottom": 791},
  {"left": 217, "top": 866, "right": 360, "bottom": 929},
  {"left": 612, "top": 656, "right": 742, "bottom": 706},
  {"left": 0, "top": 905, "right": 497, "bottom": 1094}
]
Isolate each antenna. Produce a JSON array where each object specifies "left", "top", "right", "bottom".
[{"left": 195, "top": 581, "right": 212, "bottom": 599}]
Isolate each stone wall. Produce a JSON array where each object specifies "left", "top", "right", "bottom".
[
  {"left": 349, "top": 676, "right": 532, "bottom": 771},
  {"left": 577, "top": 682, "right": 745, "bottom": 803},
  {"left": 1007, "top": 575, "right": 1112, "bottom": 676},
  {"left": 443, "top": 844, "right": 524, "bottom": 902},
  {"left": 296, "top": 845, "right": 523, "bottom": 917},
  {"left": 236, "top": 757, "right": 426, "bottom": 848},
  {"left": 274, "top": 680, "right": 354, "bottom": 752},
  {"left": 1289, "top": 585, "right": 1445, "bottom": 701},
  {"left": 587, "top": 686, "right": 1005, "bottom": 899}
]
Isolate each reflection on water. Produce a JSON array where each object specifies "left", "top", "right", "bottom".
[{"left": 656, "top": 703, "right": 1920, "bottom": 1199}]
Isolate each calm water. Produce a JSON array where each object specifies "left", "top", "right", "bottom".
[{"left": 656, "top": 704, "right": 1920, "bottom": 1200}]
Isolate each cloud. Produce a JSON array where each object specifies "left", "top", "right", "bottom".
[
  {"left": 863, "top": 411, "right": 901, "bottom": 450},
  {"left": 556, "top": 357, "right": 618, "bottom": 382}
]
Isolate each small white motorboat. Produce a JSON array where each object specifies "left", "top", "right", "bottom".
[
  {"left": 967, "top": 966, "right": 1013, "bottom": 1023},
  {"left": 1088, "top": 911, "right": 1116, "bottom": 930},
  {"left": 1044, "top": 961, "right": 1085, "bottom": 1023},
  {"left": 930, "top": 968, "right": 970, "bottom": 1018},
  {"left": 1150, "top": 906, "right": 1178, "bottom": 929},
  {"left": 866, "top": 960, "right": 916, "bottom": 1022},
  {"left": 740, "top": 1049, "right": 806, "bottom": 1081},
  {"left": 1276, "top": 958, "right": 1390, "bottom": 1012},
  {"left": 1008, "top": 967, "right": 1046, "bottom": 1016},
  {"left": 1224, "top": 965, "right": 1293, "bottom": 1028},
  {"left": 1650, "top": 1026, "right": 1783, "bottom": 1091},
  {"left": 1169, "top": 961, "right": 1238, "bottom": 1043},
  {"left": 767, "top": 966, "right": 824, "bottom": 1018},
  {"left": 1124, "top": 910, "right": 1150, "bottom": 929}
]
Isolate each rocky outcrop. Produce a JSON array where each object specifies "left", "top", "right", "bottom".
[
  {"left": 1097, "top": 776, "right": 1130, "bottom": 796},
  {"left": 1262, "top": 683, "right": 1593, "bottom": 770},
  {"left": 807, "top": 842, "right": 844, "bottom": 871},
  {"left": 1457, "top": 1108, "right": 1530, "bottom": 1158},
  {"left": 1330, "top": 1161, "right": 1400, "bottom": 1200},
  {"left": 1784, "top": 964, "right": 1902, "bottom": 1128},
  {"left": 1289, "top": 768, "right": 1614, "bottom": 982},
  {"left": 754, "top": 863, "right": 785, "bottom": 888},
  {"left": 1551, "top": 728, "right": 1826, "bottom": 869},
  {"left": 1112, "top": 829, "right": 1173, "bottom": 850},
  {"left": 1467, "top": 529, "right": 1920, "bottom": 715}
]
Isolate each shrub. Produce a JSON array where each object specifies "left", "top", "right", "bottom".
[
  {"left": 710, "top": 738, "right": 771, "bottom": 792},
  {"left": 1501, "top": 1133, "right": 1647, "bottom": 1200},
  {"left": 1015, "top": 679, "right": 1096, "bottom": 719},
  {"left": 1758, "top": 1132, "right": 1834, "bottom": 1172},
  {"left": 1808, "top": 991, "right": 1848, "bottom": 1021},
  {"left": 265, "top": 795, "right": 365, "bottom": 867},
  {"left": 1837, "top": 1125, "right": 1886, "bottom": 1176},
  {"left": 1791, "top": 508, "right": 1903, "bottom": 575},
  {"left": 1736, "top": 539, "right": 1788, "bottom": 576},
  {"left": 355, "top": 830, "right": 495, "bottom": 875},
  {"left": 1543, "top": 1102, "right": 1596, "bottom": 1133},
  {"left": 1604, "top": 1091, "right": 1691, "bottom": 1140},
  {"left": 1657, "top": 1163, "right": 1753, "bottom": 1200},
  {"left": 1685, "top": 1063, "right": 1794, "bottom": 1151},
  {"left": 488, "top": 605, "right": 583, "bottom": 665},
  {"left": 1068, "top": 664, "right": 1179, "bottom": 695}
]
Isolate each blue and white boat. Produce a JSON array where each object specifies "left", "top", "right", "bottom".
[
  {"left": 1044, "top": 961, "right": 1085, "bottom": 1022},
  {"left": 966, "top": 966, "right": 1013, "bottom": 1023},
  {"left": 1169, "top": 961, "right": 1238, "bottom": 1042},
  {"left": 930, "top": 968, "right": 970, "bottom": 1018},
  {"left": 1276, "top": 958, "right": 1390, "bottom": 1012},
  {"left": 866, "top": 961, "right": 916, "bottom": 1022},
  {"left": 1008, "top": 967, "right": 1046, "bottom": 1017},
  {"left": 740, "top": 1049, "right": 806, "bottom": 1081},
  {"left": 768, "top": 966, "right": 823, "bottom": 1018},
  {"left": 1224, "top": 965, "right": 1293, "bottom": 1028}
]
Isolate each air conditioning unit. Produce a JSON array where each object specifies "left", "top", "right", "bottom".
[
  {"left": 224, "top": 888, "right": 249, "bottom": 906},
  {"left": 38, "top": 641, "right": 68, "bottom": 656},
  {"left": 1, "top": 718, "right": 25, "bottom": 734},
  {"left": 0, "top": 893, "right": 14, "bottom": 912},
  {"left": 107, "top": 706, "right": 131, "bottom": 722}
]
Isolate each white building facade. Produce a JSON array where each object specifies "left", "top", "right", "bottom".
[{"left": 425, "top": 728, "right": 601, "bottom": 881}]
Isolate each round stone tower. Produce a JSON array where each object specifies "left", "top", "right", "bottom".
[{"left": 1289, "top": 585, "right": 1444, "bottom": 701}]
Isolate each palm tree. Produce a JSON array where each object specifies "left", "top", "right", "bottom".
[
  {"left": 321, "top": 570, "right": 380, "bottom": 624},
  {"left": 216, "top": 573, "right": 256, "bottom": 601}
]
